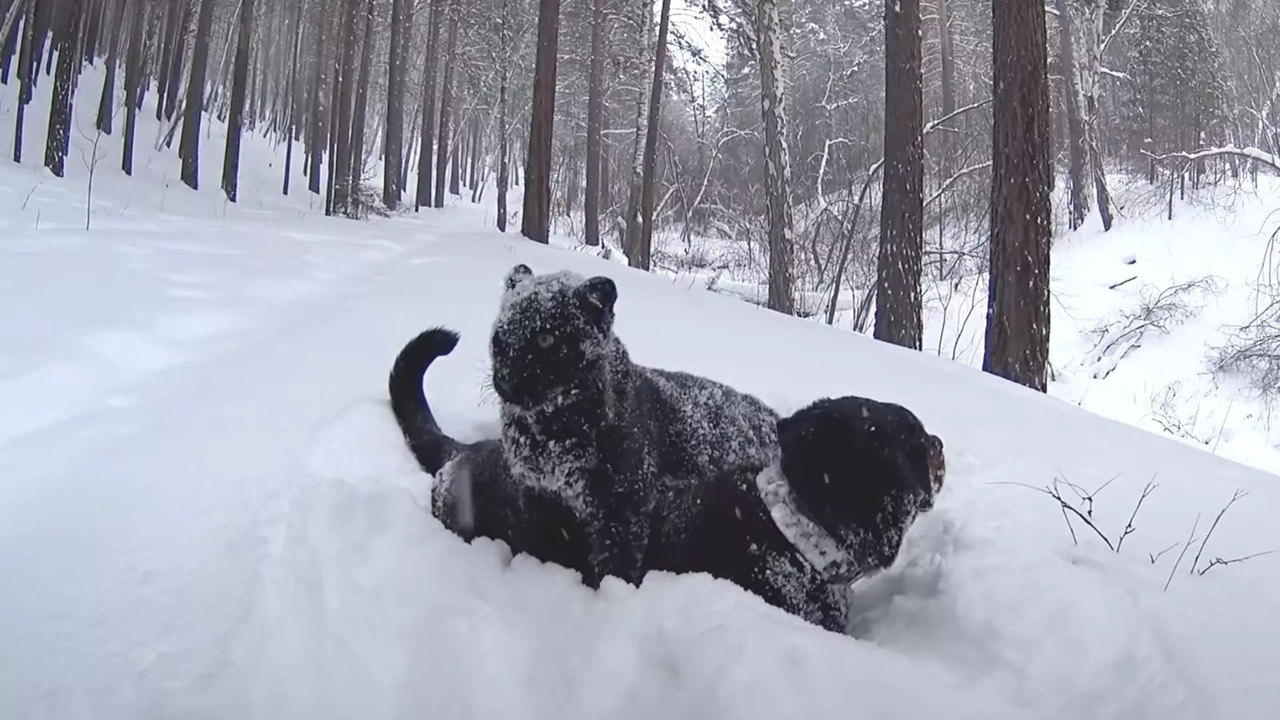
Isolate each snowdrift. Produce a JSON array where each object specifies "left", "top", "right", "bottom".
[{"left": 3, "top": 199, "right": 1280, "bottom": 719}]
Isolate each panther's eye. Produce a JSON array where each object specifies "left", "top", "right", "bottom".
[{"left": 536, "top": 332, "right": 555, "bottom": 349}]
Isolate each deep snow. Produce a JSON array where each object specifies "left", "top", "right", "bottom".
[{"left": 4, "top": 61, "right": 1280, "bottom": 720}]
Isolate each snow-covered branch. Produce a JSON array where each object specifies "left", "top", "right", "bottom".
[
  {"left": 923, "top": 98, "right": 992, "bottom": 135},
  {"left": 925, "top": 161, "right": 991, "bottom": 208},
  {"left": 1144, "top": 145, "right": 1280, "bottom": 173},
  {"left": 1100, "top": 0, "right": 1146, "bottom": 58},
  {"left": 1099, "top": 66, "right": 1130, "bottom": 82}
]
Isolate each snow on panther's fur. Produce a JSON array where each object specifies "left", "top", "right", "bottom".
[{"left": 489, "top": 264, "right": 781, "bottom": 588}]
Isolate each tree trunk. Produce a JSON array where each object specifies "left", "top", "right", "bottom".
[
  {"left": 520, "top": 0, "right": 562, "bottom": 242},
  {"left": 382, "top": 0, "right": 409, "bottom": 209},
  {"left": 632, "top": 0, "right": 672, "bottom": 270},
  {"left": 1055, "top": 0, "right": 1088, "bottom": 230},
  {"left": 44, "top": 0, "right": 84, "bottom": 178},
  {"left": 449, "top": 124, "right": 461, "bottom": 195},
  {"left": 1074, "top": 0, "right": 1112, "bottom": 231},
  {"left": 757, "top": 0, "right": 795, "bottom": 314},
  {"left": 94, "top": 0, "right": 127, "bottom": 134},
  {"left": 332, "top": 0, "right": 359, "bottom": 215},
  {"left": 348, "top": 0, "right": 374, "bottom": 209},
  {"left": 121, "top": 0, "right": 144, "bottom": 173},
  {"left": 83, "top": 0, "right": 102, "bottom": 61},
  {"left": 414, "top": 0, "right": 442, "bottom": 210},
  {"left": 583, "top": 0, "right": 607, "bottom": 246},
  {"left": 222, "top": 0, "right": 252, "bottom": 201},
  {"left": 282, "top": 0, "right": 303, "bottom": 194},
  {"left": 2, "top": 0, "right": 24, "bottom": 84},
  {"left": 434, "top": 0, "right": 459, "bottom": 208},
  {"left": 875, "top": 0, "right": 924, "bottom": 346},
  {"left": 467, "top": 121, "right": 480, "bottom": 190},
  {"left": 622, "top": 0, "right": 652, "bottom": 259},
  {"left": 163, "top": 0, "right": 190, "bottom": 122},
  {"left": 496, "top": 0, "right": 509, "bottom": 231},
  {"left": 307, "top": 0, "right": 332, "bottom": 195},
  {"left": 154, "top": 0, "right": 176, "bottom": 120},
  {"left": 984, "top": 0, "right": 1052, "bottom": 392},
  {"left": 179, "top": 0, "right": 215, "bottom": 190},
  {"left": 11, "top": 0, "right": 36, "bottom": 163}
]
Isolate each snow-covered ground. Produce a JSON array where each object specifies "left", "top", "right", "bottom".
[{"left": 5, "top": 65, "right": 1280, "bottom": 720}]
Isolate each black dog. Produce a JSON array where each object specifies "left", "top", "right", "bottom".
[
  {"left": 389, "top": 327, "right": 946, "bottom": 633},
  {"left": 777, "top": 396, "right": 946, "bottom": 580}
]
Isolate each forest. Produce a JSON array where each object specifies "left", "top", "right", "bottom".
[{"left": 1, "top": 0, "right": 1278, "bottom": 391}]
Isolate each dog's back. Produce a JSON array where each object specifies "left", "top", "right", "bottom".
[{"left": 642, "top": 468, "right": 848, "bottom": 632}]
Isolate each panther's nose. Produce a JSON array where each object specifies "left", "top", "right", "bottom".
[{"left": 492, "top": 374, "right": 513, "bottom": 401}]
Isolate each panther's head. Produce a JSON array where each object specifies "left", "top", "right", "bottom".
[{"left": 489, "top": 263, "right": 619, "bottom": 410}]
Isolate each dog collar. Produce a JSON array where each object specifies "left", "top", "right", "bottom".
[{"left": 754, "top": 462, "right": 862, "bottom": 584}]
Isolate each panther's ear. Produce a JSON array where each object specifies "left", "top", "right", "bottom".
[
  {"left": 503, "top": 264, "right": 533, "bottom": 291},
  {"left": 578, "top": 276, "right": 618, "bottom": 324}
]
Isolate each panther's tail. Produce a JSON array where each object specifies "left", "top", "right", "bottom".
[{"left": 388, "top": 327, "right": 463, "bottom": 475}]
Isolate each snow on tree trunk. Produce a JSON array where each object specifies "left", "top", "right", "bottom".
[
  {"left": 984, "top": 0, "right": 1052, "bottom": 392},
  {"left": 520, "top": 0, "right": 562, "bottom": 243},
  {"left": 875, "top": 0, "right": 924, "bottom": 348},
  {"left": 1055, "top": 0, "right": 1089, "bottom": 231},
  {"left": 757, "top": 0, "right": 795, "bottom": 315},
  {"left": 623, "top": 0, "right": 653, "bottom": 259},
  {"left": 1072, "top": 0, "right": 1113, "bottom": 231}
]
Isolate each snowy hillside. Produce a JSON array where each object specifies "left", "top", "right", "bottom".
[{"left": 5, "top": 66, "right": 1280, "bottom": 720}]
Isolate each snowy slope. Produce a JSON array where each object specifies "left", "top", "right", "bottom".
[
  {"left": 4, "top": 191, "right": 1280, "bottom": 719},
  {"left": 5, "top": 66, "right": 1280, "bottom": 720}
]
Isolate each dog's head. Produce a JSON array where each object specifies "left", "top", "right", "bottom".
[
  {"left": 489, "top": 264, "right": 619, "bottom": 410},
  {"left": 776, "top": 397, "right": 941, "bottom": 557}
]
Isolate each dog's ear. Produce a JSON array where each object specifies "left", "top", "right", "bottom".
[
  {"left": 504, "top": 264, "right": 533, "bottom": 291},
  {"left": 577, "top": 276, "right": 618, "bottom": 327}
]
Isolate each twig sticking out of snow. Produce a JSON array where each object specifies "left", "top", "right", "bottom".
[
  {"left": 1198, "top": 550, "right": 1279, "bottom": 576},
  {"left": 1116, "top": 480, "right": 1158, "bottom": 553},
  {"left": 1164, "top": 514, "right": 1201, "bottom": 592},
  {"left": 993, "top": 476, "right": 1274, "bottom": 591},
  {"left": 991, "top": 474, "right": 1131, "bottom": 552},
  {"left": 1190, "top": 489, "right": 1246, "bottom": 575},
  {"left": 1149, "top": 542, "right": 1179, "bottom": 565}
]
